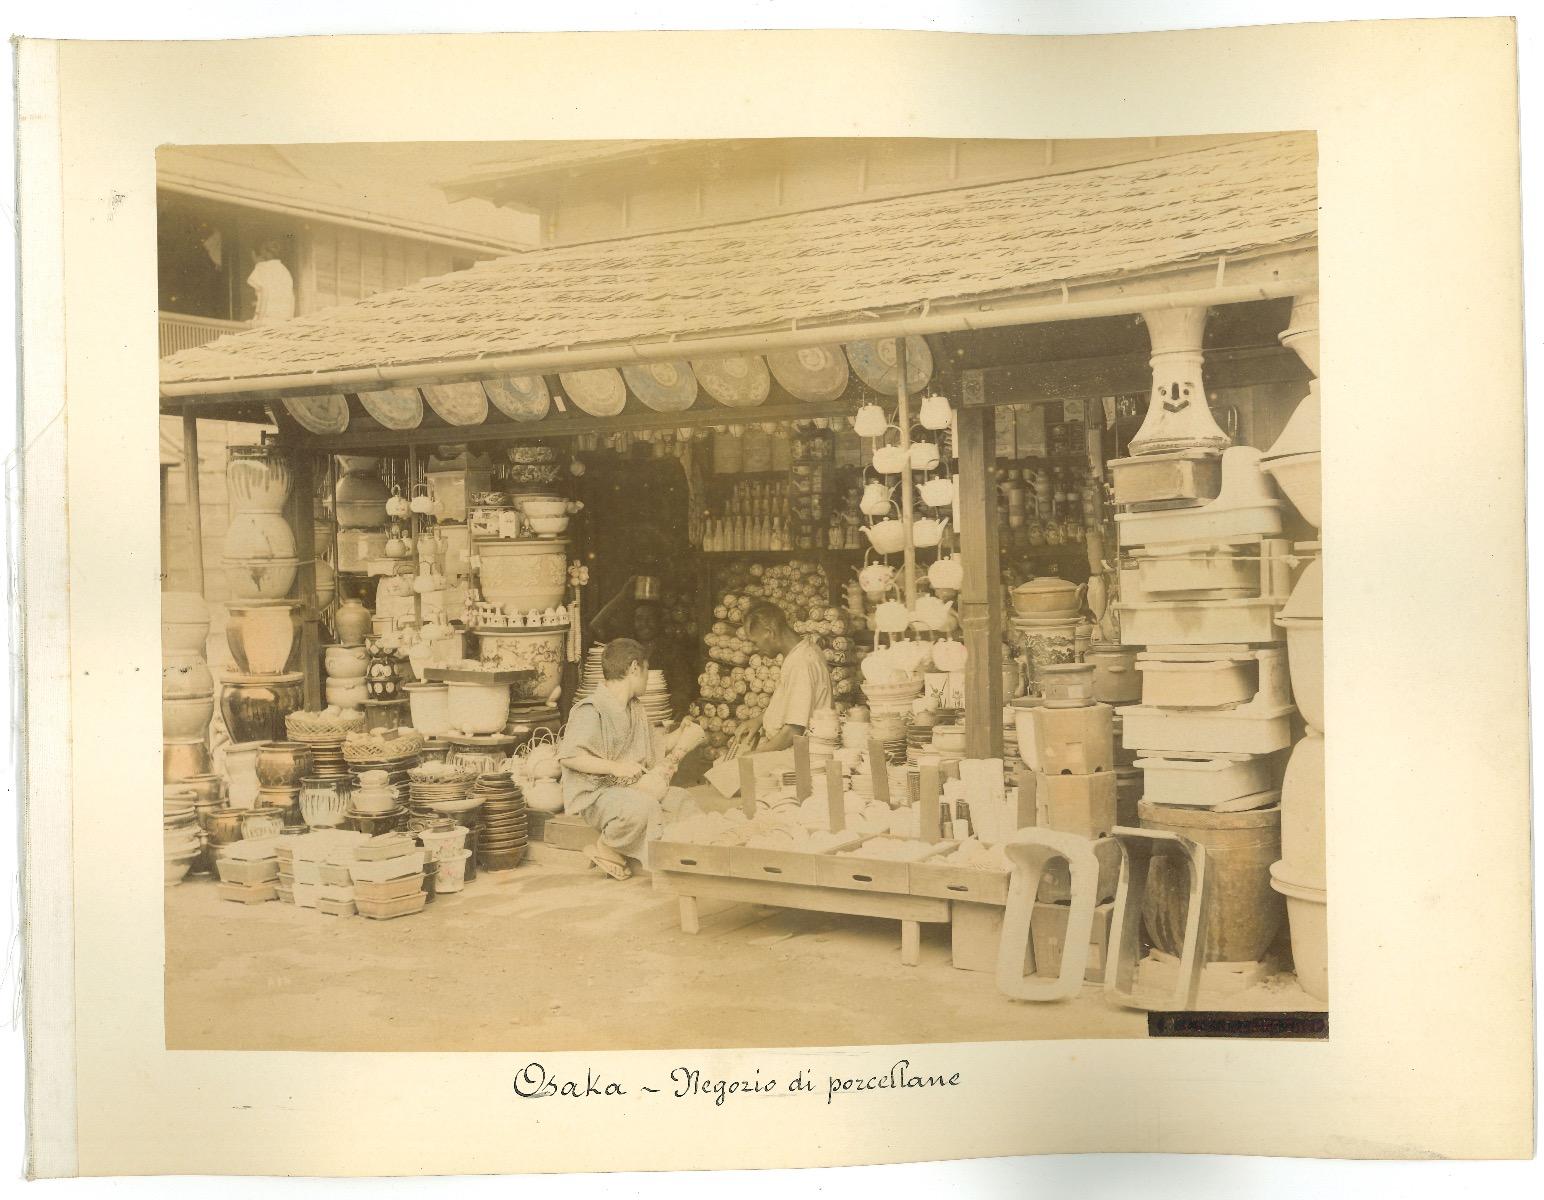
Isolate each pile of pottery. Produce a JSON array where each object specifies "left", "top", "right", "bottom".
[
  {"left": 1008, "top": 576, "right": 1085, "bottom": 698},
  {"left": 219, "top": 445, "right": 306, "bottom": 776},
  {"left": 325, "top": 642, "right": 370, "bottom": 710},
  {"left": 407, "top": 761, "right": 477, "bottom": 819},
  {"left": 284, "top": 709, "right": 363, "bottom": 823},
  {"left": 348, "top": 768, "right": 408, "bottom": 835},
  {"left": 333, "top": 456, "right": 390, "bottom": 573},
  {"left": 343, "top": 727, "right": 425, "bottom": 816},
  {"left": 473, "top": 772, "right": 528, "bottom": 872},
  {"left": 806, "top": 708, "right": 840, "bottom": 764},
  {"left": 162, "top": 591, "right": 215, "bottom": 785}
]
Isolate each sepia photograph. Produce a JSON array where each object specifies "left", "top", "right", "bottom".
[{"left": 155, "top": 132, "right": 1325, "bottom": 1051}]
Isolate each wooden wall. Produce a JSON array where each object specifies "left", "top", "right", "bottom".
[{"left": 297, "top": 224, "right": 469, "bottom": 314}]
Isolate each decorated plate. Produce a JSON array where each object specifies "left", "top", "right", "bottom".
[
  {"left": 422, "top": 381, "right": 490, "bottom": 426},
  {"left": 282, "top": 394, "right": 350, "bottom": 436},
  {"left": 558, "top": 367, "right": 627, "bottom": 417},
  {"left": 358, "top": 386, "right": 424, "bottom": 431},
  {"left": 766, "top": 345, "right": 850, "bottom": 402},
  {"left": 844, "top": 336, "right": 933, "bottom": 395},
  {"left": 691, "top": 355, "right": 772, "bottom": 408},
  {"left": 485, "top": 374, "right": 552, "bottom": 423},
  {"left": 621, "top": 360, "right": 699, "bottom": 413}
]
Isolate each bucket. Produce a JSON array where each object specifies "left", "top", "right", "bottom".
[
  {"left": 436, "top": 849, "right": 472, "bottom": 893},
  {"left": 1138, "top": 799, "right": 1286, "bottom": 963},
  {"left": 419, "top": 825, "right": 469, "bottom": 862},
  {"left": 1270, "top": 860, "right": 1328, "bottom": 1000}
]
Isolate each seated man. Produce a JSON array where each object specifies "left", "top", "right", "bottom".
[{"left": 558, "top": 637, "right": 689, "bottom": 880}]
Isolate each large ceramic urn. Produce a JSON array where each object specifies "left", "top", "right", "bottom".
[
  {"left": 226, "top": 444, "right": 293, "bottom": 513},
  {"left": 335, "top": 456, "right": 390, "bottom": 529},
  {"left": 475, "top": 538, "right": 569, "bottom": 613},
  {"left": 1129, "top": 306, "right": 1232, "bottom": 457}
]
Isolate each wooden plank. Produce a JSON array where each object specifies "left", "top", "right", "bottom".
[
  {"left": 652, "top": 870, "right": 951, "bottom": 923},
  {"left": 919, "top": 761, "right": 943, "bottom": 840},
  {"left": 867, "top": 737, "right": 891, "bottom": 806},
  {"left": 792, "top": 734, "right": 811, "bottom": 800},
  {"left": 738, "top": 757, "right": 758, "bottom": 819},
  {"left": 825, "top": 757, "right": 845, "bottom": 832},
  {"left": 955, "top": 403, "right": 1003, "bottom": 758}
]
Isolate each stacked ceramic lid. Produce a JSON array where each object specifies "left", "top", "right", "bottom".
[{"left": 473, "top": 773, "right": 528, "bottom": 871}]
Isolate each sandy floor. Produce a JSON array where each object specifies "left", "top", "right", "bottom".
[{"left": 165, "top": 844, "right": 1319, "bottom": 1051}]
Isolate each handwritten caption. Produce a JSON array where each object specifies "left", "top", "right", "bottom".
[{"left": 513, "top": 1060, "right": 961, "bottom": 1106}]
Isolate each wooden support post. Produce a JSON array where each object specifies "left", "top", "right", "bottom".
[
  {"left": 1015, "top": 764, "right": 1039, "bottom": 828},
  {"left": 867, "top": 737, "right": 891, "bottom": 807},
  {"left": 288, "top": 450, "right": 323, "bottom": 711},
  {"left": 825, "top": 758, "right": 846, "bottom": 833},
  {"left": 956, "top": 396, "right": 1004, "bottom": 759},
  {"left": 180, "top": 413, "right": 205, "bottom": 594},
  {"left": 792, "top": 734, "right": 811, "bottom": 800},
  {"left": 408, "top": 444, "right": 423, "bottom": 630},
  {"left": 739, "top": 756, "right": 759, "bottom": 819},
  {"left": 894, "top": 338, "right": 918, "bottom": 609},
  {"left": 900, "top": 920, "right": 922, "bottom": 967}
]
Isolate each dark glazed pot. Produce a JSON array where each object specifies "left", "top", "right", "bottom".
[
  {"left": 219, "top": 672, "right": 306, "bottom": 744},
  {"left": 255, "top": 741, "right": 316, "bottom": 788}
]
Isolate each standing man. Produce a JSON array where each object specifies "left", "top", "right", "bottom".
[
  {"left": 247, "top": 238, "right": 295, "bottom": 326},
  {"left": 741, "top": 601, "right": 833, "bottom": 754},
  {"left": 558, "top": 638, "right": 689, "bottom": 880}
]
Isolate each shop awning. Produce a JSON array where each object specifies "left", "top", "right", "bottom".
[{"left": 160, "top": 132, "right": 1317, "bottom": 402}]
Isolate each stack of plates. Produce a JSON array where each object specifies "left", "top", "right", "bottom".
[
  {"left": 643, "top": 670, "right": 672, "bottom": 726},
  {"left": 807, "top": 734, "right": 838, "bottom": 763},
  {"left": 289, "top": 734, "right": 348, "bottom": 779},
  {"left": 574, "top": 647, "right": 605, "bottom": 701},
  {"left": 474, "top": 772, "right": 527, "bottom": 871},
  {"left": 409, "top": 772, "right": 476, "bottom": 820}
]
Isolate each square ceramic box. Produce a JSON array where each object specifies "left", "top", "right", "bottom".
[
  {"left": 1135, "top": 752, "right": 1274, "bottom": 807},
  {"left": 1137, "top": 652, "right": 1258, "bottom": 707},
  {"left": 1109, "top": 448, "right": 1222, "bottom": 507}
]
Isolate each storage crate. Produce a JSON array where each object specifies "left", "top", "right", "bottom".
[{"left": 648, "top": 840, "right": 732, "bottom": 876}]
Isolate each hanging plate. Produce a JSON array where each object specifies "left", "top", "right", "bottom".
[
  {"left": 422, "top": 381, "right": 490, "bottom": 426},
  {"left": 621, "top": 360, "right": 699, "bottom": 413},
  {"left": 559, "top": 367, "right": 628, "bottom": 417},
  {"left": 484, "top": 374, "right": 552, "bottom": 422},
  {"left": 766, "top": 344, "right": 850, "bottom": 402},
  {"left": 283, "top": 394, "right": 350, "bottom": 436},
  {"left": 845, "top": 336, "right": 933, "bottom": 394},
  {"left": 358, "top": 386, "right": 424, "bottom": 431},
  {"left": 691, "top": 354, "right": 772, "bottom": 408}
]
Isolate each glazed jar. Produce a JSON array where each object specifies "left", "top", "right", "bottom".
[
  {"left": 224, "top": 557, "right": 299, "bottom": 601},
  {"left": 219, "top": 671, "right": 306, "bottom": 743},
  {"left": 226, "top": 444, "right": 293, "bottom": 513},
  {"left": 300, "top": 776, "right": 350, "bottom": 828},
  {"left": 255, "top": 741, "right": 316, "bottom": 788},
  {"left": 326, "top": 678, "right": 369, "bottom": 709},
  {"left": 334, "top": 599, "right": 373, "bottom": 646},
  {"left": 324, "top": 644, "right": 370, "bottom": 679},
  {"left": 162, "top": 693, "right": 215, "bottom": 740},
  {"left": 225, "top": 601, "right": 303, "bottom": 674},
  {"left": 162, "top": 650, "right": 214, "bottom": 698},
  {"left": 223, "top": 510, "right": 298, "bottom": 561},
  {"left": 334, "top": 457, "right": 390, "bottom": 528}
]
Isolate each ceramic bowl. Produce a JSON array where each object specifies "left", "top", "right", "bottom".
[
  {"left": 518, "top": 498, "right": 569, "bottom": 519},
  {"left": 526, "top": 515, "right": 570, "bottom": 536}
]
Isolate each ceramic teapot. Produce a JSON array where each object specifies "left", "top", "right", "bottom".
[
  {"left": 872, "top": 444, "right": 907, "bottom": 475},
  {"left": 908, "top": 441, "right": 940, "bottom": 472},
  {"left": 927, "top": 555, "right": 964, "bottom": 592},
  {"left": 919, "top": 476, "right": 955, "bottom": 507},
  {"left": 891, "top": 639, "right": 934, "bottom": 675},
  {"left": 913, "top": 594, "right": 954, "bottom": 631},
  {"left": 919, "top": 392, "right": 952, "bottom": 431},
  {"left": 860, "top": 481, "right": 894, "bottom": 516},
  {"left": 857, "top": 559, "right": 896, "bottom": 598},
  {"left": 873, "top": 599, "right": 911, "bottom": 634},
  {"left": 853, "top": 403, "right": 889, "bottom": 438},
  {"left": 864, "top": 515, "right": 907, "bottom": 555},
  {"left": 409, "top": 483, "right": 435, "bottom": 515},
  {"left": 912, "top": 516, "right": 946, "bottom": 547},
  {"left": 932, "top": 638, "right": 968, "bottom": 672},
  {"left": 385, "top": 486, "right": 411, "bottom": 520}
]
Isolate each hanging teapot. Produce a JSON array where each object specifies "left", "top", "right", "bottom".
[
  {"left": 860, "top": 481, "right": 894, "bottom": 516},
  {"left": 913, "top": 593, "right": 954, "bottom": 631},
  {"left": 873, "top": 599, "right": 911, "bottom": 634},
  {"left": 927, "top": 554, "right": 964, "bottom": 593},
  {"left": 409, "top": 483, "right": 435, "bottom": 515},
  {"left": 853, "top": 403, "right": 889, "bottom": 439},
  {"left": 385, "top": 486, "right": 411, "bottom": 520},
  {"left": 872, "top": 444, "right": 907, "bottom": 475},
  {"left": 384, "top": 532, "right": 409, "bottom": 559},
  {"left": 912, "top": 516, "right": 946, "bottom": 547},
  {"left": 908, "top": 441, "right": 940, "bottom": 472},
  {"left": 918, "top": 392, "right": 953, "bottom": 431},
  {"left": 863, "top": 513, "right": 907, "bottom": 555},
  {"left": 919, "top": 475, "right": 955, "bottom": 507},
  {"left": 857, "top": 559, "right": 897, "bottom": 599},
  {"left": 932, "top": 638, "right": 968, "bottom": 673}
]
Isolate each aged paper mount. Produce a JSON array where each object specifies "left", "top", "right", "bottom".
[{"left": 17, "top": 20, "right": 1531, "bottom": 1176}]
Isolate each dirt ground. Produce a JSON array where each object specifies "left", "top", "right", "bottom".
[{"left": 164, "top": 842, "right": 1319, "bottom": 1052}]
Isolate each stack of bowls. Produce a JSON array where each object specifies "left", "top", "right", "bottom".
[
  {"left": 163, "top": 790, "right": 203, "bottom": 885},
  {"left": 474, "top": 772, "right": 527, "bottom": 871},
  {"left": 163, "top": 591, "right": 215, "bottom": 785}
]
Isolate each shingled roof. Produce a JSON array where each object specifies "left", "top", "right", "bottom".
[{"left": 161, "top": 132, "right": 1316, "bottom": 393}]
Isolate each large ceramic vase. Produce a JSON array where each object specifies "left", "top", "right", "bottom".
[
  {"left": 225, "top": 601, "right": 303, "bottom": 674},
  {"left": 1129, "top": 306, "right": 1232, "bottom": 456},
  {"left": 226, "top": 444, "right": 293, "bottom": 512},
  {"left": 334, "top": 599, "right": 373, "bottom": 646},
  {"left": 335, "top": 456, "right": 389, "bottom": 528},
  {"left": 475, "top": 628, "right": 567, "bottom": 703}
]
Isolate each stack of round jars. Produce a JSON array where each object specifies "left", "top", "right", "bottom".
[
  {"left": 219, "top": 445, "right": 305, "bottom": 784},
  {"left": 162, "top": 591, "right": 216, "bottom": 786}
]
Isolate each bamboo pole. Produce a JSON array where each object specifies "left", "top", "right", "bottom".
[
  {"left": 180, "top": 413, "right": 204, "bottom": 594},
  {"left": 895, "top": 338, "right": 917, "bottom": 610}
]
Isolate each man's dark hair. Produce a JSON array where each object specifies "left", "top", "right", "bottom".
[
  {"left": 601, "top": 637, "right": 648, "bottom": 680},
  {"left": 743, "top": 601, "right": 792, "bottom": 638}
]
